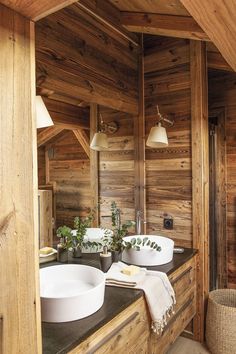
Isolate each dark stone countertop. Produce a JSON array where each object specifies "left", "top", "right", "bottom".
[{"left": 42, "top": 248, "right": 197, "bottom": 354}]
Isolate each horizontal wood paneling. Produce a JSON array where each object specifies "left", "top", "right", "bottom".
[
  {"left": 38, "top": 131, "right": 91, "bottom": 232},
  {"left": 35, "top": 4, "right": 139, "bottom": 114},
  {"left": 209, "top": 70, "right": 236, "bottom": 287},
  {"left": 144, "top": 36, "right": 192, "bottom": 248},
  {"left": 38, "top": 147, "right": 46, "bottom": 185},
  {"left": 99, "top": 107, "right": 135, "bottom": 228}
]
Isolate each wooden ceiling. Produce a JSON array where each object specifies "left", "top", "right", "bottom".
[
  {"left": 108, "top": 0, "right": 190, "bottom": 16},
  {"left": 108, "top": 0, "right": 236, "bottom": 71},
  {"left": 1, "top": 0, "right": 236, "bottom": 71}
]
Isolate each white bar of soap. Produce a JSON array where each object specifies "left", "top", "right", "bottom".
[{"left": 121, "top": 265, "right": 140, "bottom": 276}]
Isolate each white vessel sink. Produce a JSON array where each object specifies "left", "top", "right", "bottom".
[
  {"left": 122, "top": 235, "right": 174, "bottom": 266},
  {"left": 40, "top": 264, "right": 105, "bottom": 322},
  {"left": 72, "top": 228, "right": 112, "bottom": 253}
]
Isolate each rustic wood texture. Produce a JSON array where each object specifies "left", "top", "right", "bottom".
[
  {"left": 209, "top": 70, "right": 236, "bottom": 289},
  {"left": 35, "top": 4, "right": 139, "bottom": 114},
  {"left": 42, "top": 131, "right": 91, "bottom": 231},
  {"left": 108, "top": 0, "right": 190, "bottom": 16},
  {"left": 207, "top": 42, "right": 234, "bottom": 72},
  {"left": 78, "top": 0, "right": 139, "bottom": 45},
  {"left": 190, "top": 41, "right": 209, "bottom": 342},
  {"left": 0, "top": 0, "right": 77, "bottom": 21},
  {"left": 69, "top": 297, "right": 150, "bottom": 354},
  {"left": 144, "top": 36, "right": 192, "bottom": 248},
  {"left": 180, "top": 0, "right": 236, "bottom": 71},
  {"left": 37, "top": 126, "right": 64, "bottom": 147},
  {"left": 134, "top": 35, "right": 146, "bottom": 234},
  {"left": 38, "top": 146, "right": 46, "bottom": 185},
  {"left": 90, "top": 104, "right": 99, "bottom": 226},
  {"left": 99, "top": 107, "right": 135, "bottom": 228},
  {"left": 121, "top": 12, "right": 209, "bottom": 41},
  {"left": 150, "top": 256, "right": 196, "bottom": 353},
  {"left": 0, "top": 6, "right": 41, "bottom": 353},
  {"left": 73, "top": 129, "right": 90, "bottom": 158},
  {"left": 43, "top": 97, "right": 90, "bottom": 130},
  {"left": 70, "top": 255, "right": 196, "bottom": 354},
  {"left": 38, "top": 190, "right": 53, "bottom": 248}
]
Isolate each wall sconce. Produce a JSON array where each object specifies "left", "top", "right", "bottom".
[
  {"left": 36, "top": 96, "right": 54, "bottom": 129},
  {"left": 146, "top": 105, "right": 174, "bottom": 148},
  {"left": 90, "top": 115, "right": 118, "bottom": 151}
]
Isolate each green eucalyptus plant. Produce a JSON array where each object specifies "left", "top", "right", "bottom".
[
  {"left": 73, "top": 211, "right": 102, "bottom": 251},
  {"left": 123, "top": 236, "right": 161, "bottom": 252},
  {"left": 56, "top": 225, "right": 73, "bottom": 250},
  {"left": 103, "top": 201, "right": 162, "bottom": 253},
  {"left": 103, "top": 201, "right": 135, "bottom": 253}
]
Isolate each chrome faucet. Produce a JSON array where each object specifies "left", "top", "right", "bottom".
[{"left": 136, "top": 210, "right": 144, "bottom": 235}]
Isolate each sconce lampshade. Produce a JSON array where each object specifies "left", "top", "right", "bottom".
[
  {"left": 90, "top": 132, "right": 108, "bottom": 151},
  {"left": 146, "top": 122, "right": 168, "bottom": 147},
  {"left": 36, "top": 96, "right": 54, "bottom": 129}
]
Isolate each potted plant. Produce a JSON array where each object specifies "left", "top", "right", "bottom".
[
  {"left": 103, "top": 202, "right": 162, "bottom": 262},
  {"left": 56, "top": 225, "right": 73, "bottom": 262},
  {"left": 103, "top": 201, "right": 135, "bottom": 262},
  {"left": 72, "top": 213, "right": 94, "bottom": 257}
]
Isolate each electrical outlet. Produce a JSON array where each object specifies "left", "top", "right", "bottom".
[{"left": 163, "top": 217, "right": 173, "bottom": 230}]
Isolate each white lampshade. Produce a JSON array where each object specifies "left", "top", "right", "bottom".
[
  {"left": 146, "top": 122, "right": 168, "bottom": 147},
  {"left": 90, "top": 132, "right": 108, "bottom": 151},
  {"left": 36, "top": 96, "right": 54, "bottom": 129}
]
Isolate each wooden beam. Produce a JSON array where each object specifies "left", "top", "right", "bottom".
[
  {"left": 35, "top": 5, "right": 139, "bottom": 115},
  {"left": 37, "top": 126, "right": 64, "bottom": 147},
  {"left": 77, "top": 0, "right": 139, "bottom": 47},
  {"left": 190, "top": 41, "right": 209, "bottom": 342},
  {"left": 0, "top": 0, "right": 77, "bottom": 21},
  {"left": 90, "top": 104, "right": 99, "bottom": 226},
  {"left": 43, "top": 98, "right": 90, "bottom": 130},
  {"left": 0, "top": 5, "right": 41, "bottom": 352},
  {"left": 121, "top": 12, "right": 209, "bottom": 41},
  {"left": 180, "top": 0, "right": 236, "bottom": 71},
  {"left": 134, "top": 35, "right": 146, "bottom": 234},
  {"left": 207, "top": 51, "right": 234, "bottom": 72},
  {"left": 73, "top": 129, "right": 90, "bottom": 158}
]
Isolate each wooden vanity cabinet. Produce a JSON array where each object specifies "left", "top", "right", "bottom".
[{"left": 69, "top": 255, "right": 196, "bottom": 354}]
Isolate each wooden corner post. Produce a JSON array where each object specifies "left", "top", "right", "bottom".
[
  {"left": 190, "top": 40, "right": 209, "bottom": 342},
  {"left": 90, "top": 104, "right": 99, "bottom": 226},
  {"left": 134, "top": 35, "right": 146, "bottom": 233},
  {"left": 0, "top": 4, "right": 41, "bottom": 353}
]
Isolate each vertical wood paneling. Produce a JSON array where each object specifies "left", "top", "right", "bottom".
[
  {"left": 209, "top": 70, "right": 236, "bottom": 289},
  {"left": 0, "top": 5, "right": 41, "bottom": 353},
  {"left": 46, "top": 131, "right": 91, "bottom": 230},
  {"left": 134, "top": 35, "right": 146, "bottom": 233},
  {"left": 90, "top": 104, "right": 99, "bottom": 226},
  {"left": 190, "top": 41, "right": 209, "bottom": 342},
  {"left": 144, "top": 36, "right": 192, "bottom": 247}
]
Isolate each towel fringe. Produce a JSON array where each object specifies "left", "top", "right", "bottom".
[{"left": 151, "top": 303, "right": 175, "bottom": 335}]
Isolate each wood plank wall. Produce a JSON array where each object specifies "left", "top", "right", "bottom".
[
  {"left": 209, "top": 70, "right": 236, "bottom": 288},
  {"left": 0, "top": 5, "right": 41, "bottom": 352},
  {"left": 46, "top": 131, "right": 91, "bottom": 230},
  {"left": 144, "top": 36, "right": 192, "bottom": 248},
  {"left": 35, "top": 3, "right": 139, "bottom": 114},
  {"left": 99, "top": 107, "right": 136, "bottom": 229},
  {"left": 38, "top": 146, "right": 46, "bottom": 185}
]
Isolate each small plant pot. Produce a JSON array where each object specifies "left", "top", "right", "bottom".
[
  {"left": 57, "top": 248, "right": 68, "bottom": 263},
  {"left": 111, "top": 250, "right": 122, "bottom": 263},
  {"left": 72, "top": 247, "right": 82, "bottom": 258}
]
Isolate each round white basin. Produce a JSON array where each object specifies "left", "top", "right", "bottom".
[
  {"left": 122, "top": 235, "right": 174, "bottom": 266},
  {"left": 40, "top": 264, "right": 105, "bottom": 322}
]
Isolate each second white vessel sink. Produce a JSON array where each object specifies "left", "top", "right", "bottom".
[
  {"left": 122, "top": 235, "right": 174, "bottom": 266},
  {"left": 40, "top": 264, "right": 105, "bottom": 323}
]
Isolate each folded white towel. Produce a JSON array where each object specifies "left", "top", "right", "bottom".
[{"left": 106, "top": 262, "right": 176, "bottom": 334}]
